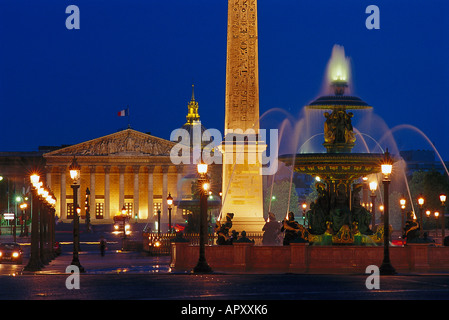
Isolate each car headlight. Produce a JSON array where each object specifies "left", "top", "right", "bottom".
[
  {"left": 114, "top": 225, "right": 119, "bottom": 230},
  {"left": 12, "top": 252, "right": 20, "bottom": 258},
  {"left": 0, "top": 252, "right": 2, "bottom": 257}
]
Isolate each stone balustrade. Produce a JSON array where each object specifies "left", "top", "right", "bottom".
[{"left": 170, "top": 242, "right": 449, "bottom": 274}]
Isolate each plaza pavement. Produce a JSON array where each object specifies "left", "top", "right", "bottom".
[{"left": 1, "top": 233, "right": 449, "bottom": 302}]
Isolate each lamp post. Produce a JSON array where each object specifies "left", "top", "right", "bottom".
[
  {"left": 157, "top": 209, "right": 161, "bottom": 236},
  {"left": 69, "top": 157, "right": 84, "bottom": 272},
  {"left": 440, "top": 194, "right": 446, "bottom": 244},
  {"left": 167, "top": 193, "right": 173, "bottom": 233},
  {"left": 19, "top": 203, "right": 27, "bottom": 237},
  {"left": 85, "top": 187, "right": 91, "bottom": 233},
  {"left": 399, "top": 195, "right": 406, "bottom": 236},
  {"left": 369, "top": 181, "right": 377, "bottom": 228},
  {"left": 302, "top": 203, "right": 307, "bottom": 227},
  {"left": 434, "top": 212, "right": 439, "bottom": 238},
  {"left": 121, "top": 205, "right": 128, "bottom": 239},
  {"left": 193, "top": 161, "right": 212, "bottom": 274},
  {"left": 425, "top": 210, "right": 431, "bottom": 231},
  {"left": 380, "top": 149, "right": 396, "bottom": 275},
  {"left": 417, "top": 195, "right": 425, "bottom": 230},
  {"left": 24, "top": 174, "right": 43, "bottom": 271}
]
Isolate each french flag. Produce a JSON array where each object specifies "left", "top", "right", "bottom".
[{"left": 117, "top": 108, "right": 129, "bottom": 117}]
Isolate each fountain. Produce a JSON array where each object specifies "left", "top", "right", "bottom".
[
  {"left": 170, "top": 42, "right": 449, "bottom": 273},
  {"left": 279, "top": 45, "right": 393, "bottom": 245}
]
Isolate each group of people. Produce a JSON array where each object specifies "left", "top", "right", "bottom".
[
  {"left": 263, "top": 211, "right": 307, "bottom": 245},
  {"left": 214, "top": 211, "right": 307, "bottom": 246}
]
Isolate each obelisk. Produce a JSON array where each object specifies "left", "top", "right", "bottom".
[{"left": 220, "top": 0, "right": 266, "bottom": 232}]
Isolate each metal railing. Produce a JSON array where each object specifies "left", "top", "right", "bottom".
[{"left": 144, "top": 232, "right": 264, "bottom": 255}]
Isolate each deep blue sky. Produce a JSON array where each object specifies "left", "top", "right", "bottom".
[{"left": 0, "top": 0, "right": 448, "bottom": 161}]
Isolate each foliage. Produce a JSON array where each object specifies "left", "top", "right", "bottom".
[{"left": 408, "top": 170, "right": 449, "bottom": 213}]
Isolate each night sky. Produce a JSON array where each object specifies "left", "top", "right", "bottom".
[{"left": 0, "top": 0, "right": 448, "bottom": 161}]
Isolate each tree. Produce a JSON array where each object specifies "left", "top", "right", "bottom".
[
  {"left": 408, "top": 170, "right": 449, "bottom": 230},
  {"left": 409, "top": 170, "right": 449, "bottom": 212}
]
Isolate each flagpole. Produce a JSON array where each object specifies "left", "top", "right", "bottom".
[{"left": 127, "top": 105, "right": 130, "bottom": 129}]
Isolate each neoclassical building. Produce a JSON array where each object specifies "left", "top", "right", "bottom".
[
  {"left": 43, "top": 88, "right": 219, "bottom": 227},
  {"left": 44, "top": 128, "right": 179, "bottom": 223}
]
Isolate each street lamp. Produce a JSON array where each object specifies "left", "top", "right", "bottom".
[
  {"left": 69, "top": 157, "right": 84, "bottom": 272},
  {"left": 85, "top": 188, "right": 91, "bottom": 233},
  {"left": 13, "top": 196, "right": 22, "bottom": 243},
  {"left": 417, "top": 195, "right": 425, "bottom": 230},
  {"left": 121, "top": 205, "right": 128, "bottom": 239},
  {"left": 440, "top": 194, "right": 446, "bottom": 244},
  {"left": 167, "top": 193, "right": 173, "bottom": 233},
  {"left": 302, "top": 203, "right": 307, "bottom": 226},
  {"left": 379, "top": 149, "right": 396, "bottom": 275},
  {"left": 399, "top": 195, "right": 406, "bottom": 235},
  {"left": 435, "top": 211, "right": 440, "bottom": 238},
  {"left": 369, "top": 181, "right": 377, "bottom": 228},
  {"left": 24, "top": 173, "right": 43, "bottom": 271},
  {"left": 193, "top": 161, "right": 212, "bottom": 274},
  {"left": 19, "top": 202, "right": 27, "bottom": 237}
]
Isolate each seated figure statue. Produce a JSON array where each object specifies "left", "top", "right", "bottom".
[
  {"left": 215, "top": 212, "right": 234, "bottom": 245},
  {"left": 351, "top": 184, "right": 373, "bottom": 235},
  {"left": 306, "top": 183, "right": 329, "bottom": 235},
  {"left": 330, "top": 185, "right": 352, "bottom": 233},
  {"left": 281, "top": 212, "right": 308, "bottom": 245}
]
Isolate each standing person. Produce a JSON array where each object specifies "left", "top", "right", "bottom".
[
  {"left": 281, "top": 212, "right": 302, "bottom": 245},
  {"left": 262, "top": 212, "right": 281, "bottom": 245},
  {"left": 99, "top": 235, "right": 107, "bottom": 256}
]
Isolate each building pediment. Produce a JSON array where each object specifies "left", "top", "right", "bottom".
[{"left": 44, "top": 129, "right": 176, "bottom": 158}]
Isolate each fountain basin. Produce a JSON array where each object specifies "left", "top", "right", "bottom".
[{"left": 279, "top": 152, "right": 384, "bottom": 181}]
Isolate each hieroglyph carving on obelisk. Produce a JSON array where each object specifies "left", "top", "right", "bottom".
[{"left": 225, "top": 0, "right": 259, "bottom": 133}]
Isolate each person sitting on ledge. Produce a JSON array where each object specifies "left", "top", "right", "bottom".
[
  {"left": 170, "top": 231, "right": 189, "bottom": 243},
  {"left": 234, "top": 231, "right": 255, "bottom": 243},
  {"left": 281, "top": 211, "right": 302, "bottom": 245},
  {"left": 215, "top": 212, "right": 234, "bottom": 245},
  {"left": 262, "top": 212, "right": 281, "bottom": 245}
]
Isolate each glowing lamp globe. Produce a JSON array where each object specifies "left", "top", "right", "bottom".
[
  {"left": 69, "top": 157, "right": 81, "bottom": 183},
  {"left": 197, "top": 163, "right": 208, "bottom": 175}
]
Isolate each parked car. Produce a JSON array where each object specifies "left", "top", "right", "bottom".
[{"left": 0, "top": 242, "right": 23, "bottom": 264}]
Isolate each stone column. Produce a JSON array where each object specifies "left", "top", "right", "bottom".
[
  {"left": 59, "top": 166, "right": 66, "bottom": 220},
  {"left": 133, "top": 165, "right": 140, "bottom": 220},
  {"left": 147, "top": 165, "right": 155, "bottom": 221},
  {"left": 104, "top": 165, "right": 111, "bottom": 220},
  {"left": 162, "top": 165, "right": 169, "bottom": 229},
  {"left": 45, "top": 166, "right": 52, "bottom": 189},
  {"left": 118, "top": 165, "right": 126, "bottom": 212},
  {"left": 89, "top": 165, "right": 96, "bottom": 219},
  {"left": 176, "top": 165, "right": 184, "bottom": 219}
]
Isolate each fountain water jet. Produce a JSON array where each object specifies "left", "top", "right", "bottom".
[
  {"left": 279, "top": 45, "right": 392, "bottom": 244},
  {"left": 380, "top": 124, "right": 449, "bottom": 179}
]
